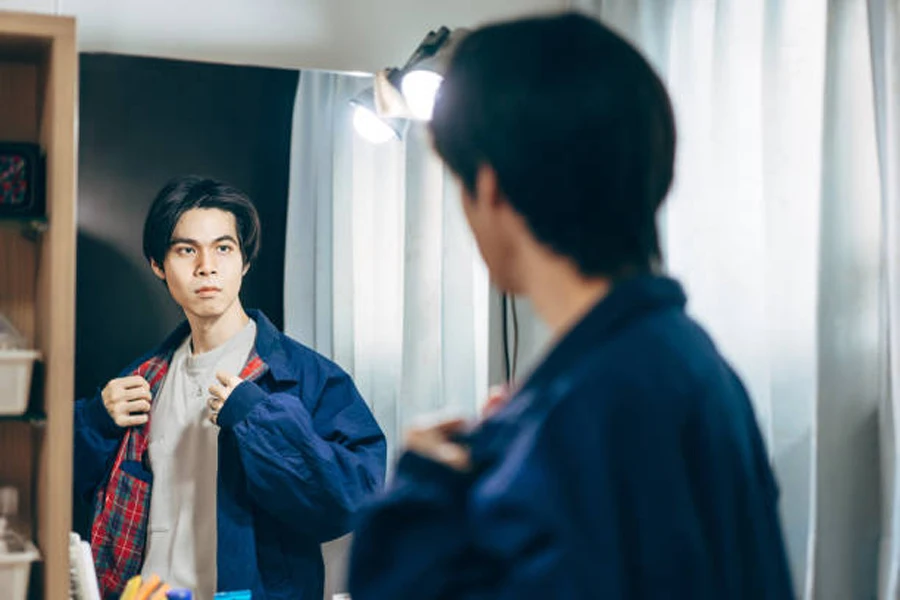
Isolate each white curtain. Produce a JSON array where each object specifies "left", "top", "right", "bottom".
[
  {"left": 575, "top": 0, "right": 886, "bottom": 597},
  {"left": 286, "top": 70, "right": 490, "bottom": 461},
  {"left": 871, "top": 0, "right": 900, "bottom": 596},
  {"left": 285, "top": 69, "right": 491, "bottom": 597},
  {"left": 285, "top": 69, "right": 491, "bottom": 462}
]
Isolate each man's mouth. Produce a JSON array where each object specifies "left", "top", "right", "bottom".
[{"left": 195, "top": 286, "right": 222, "bottom": 295}]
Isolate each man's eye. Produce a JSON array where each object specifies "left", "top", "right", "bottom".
[
  {"left": 218, "top": 245, "right": 234, "bottom": 253},
  {"left": 176, "top": 246, "right": 195, "bottom": 255}
]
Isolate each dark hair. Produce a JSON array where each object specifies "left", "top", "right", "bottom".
[
  {"left": 142, "top": 176, "right": 261, "bottom": 269},
  {"left": 430, "top": 12, "right": 676, "bottom": 278}
]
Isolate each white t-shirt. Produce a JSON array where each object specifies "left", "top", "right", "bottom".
[{"left": 141, "top": 320, "right": 257, "bottom": 600}]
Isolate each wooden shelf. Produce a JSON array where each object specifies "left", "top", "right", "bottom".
[
  {"left": 0, "top": 10, "right": 77, "bottom": 600},
  {"left": 0, "top": 216, "right": 49, "bottom": 238},
  {"left": 0, "top": 409, "right": 47, "bottom": 425}
]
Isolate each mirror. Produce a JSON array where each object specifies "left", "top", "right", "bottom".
[{"left": 71, "top": 49, "right": 509, "bottom": 600}]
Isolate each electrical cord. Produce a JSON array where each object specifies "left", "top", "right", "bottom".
[
  {"left": 500, "top": 293, "right": 520, "bottom": 384},
  {"left": 501, "top": 293, "right": 510, "bottom": 382}
]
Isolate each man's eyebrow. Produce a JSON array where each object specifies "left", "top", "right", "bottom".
[
  {"left": 169, "top": 237, "right": 197, "bottom": 246},
  {"left": 168, "top": 235, "right": 239, "bottom": 247}
]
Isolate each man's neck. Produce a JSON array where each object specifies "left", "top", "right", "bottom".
[
  {"left": 520, "top": 252, "right": 611, "bottom": 341},
  {"left": 186, "top": 303, "right": 251, "bottom": 355}
]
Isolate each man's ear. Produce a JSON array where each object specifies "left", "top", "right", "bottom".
[
  {"left": 150, "top": 259, "right": 166, "bottom": 281},
  {"left": 474, "top": 164, "right": 506, "bottom": 209},
  {"left": 242, "top": 262, "right": 250, "bottom": 277}
]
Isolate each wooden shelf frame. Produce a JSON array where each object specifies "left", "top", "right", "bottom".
[{"left": 0, "top": 11, "right": 77, "bottom": 600}]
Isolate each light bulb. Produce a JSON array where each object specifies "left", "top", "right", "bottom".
[
  {"left": 353, "top": 106, "right": 397, "bottom": 144},
  {"left": 401, "top": 70, "right": 443, "bottom": 120}
]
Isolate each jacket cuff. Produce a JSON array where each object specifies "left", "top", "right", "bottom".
[
  {"left": 395, "top": 451, "right": 471, "bottom": 496},
  {"left": 217, "top": 379, "right": 266, "bottom": 429},
  {"left": 84, "top": 391, "right": 122, "bottom": 439}
]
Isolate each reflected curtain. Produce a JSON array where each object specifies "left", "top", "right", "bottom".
[
  {"left": 285, "top": 68, "right": 491, "bottom": 598},
  {"left": 285, "top": 70, "right": 490, "bottom": 461}
]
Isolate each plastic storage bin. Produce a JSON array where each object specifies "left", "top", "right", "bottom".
[
  {"left": 0, "top": 314, "right": 40, "bottom": 415},
  {"left": 0, "top": 349, "right": 41, "bottom": 415},
  {"left": 0, "top": 526, "right": 39, "bottom": 600}
]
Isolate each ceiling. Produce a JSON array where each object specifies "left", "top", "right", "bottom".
[{"left": 1, "top": 0, "right": 569, "bottom": 72}]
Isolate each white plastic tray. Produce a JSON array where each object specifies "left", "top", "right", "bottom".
[
  {"left": 0, "top": 349, "right": 41, "bottom": 415},
  {"left": 0, "top": 539, "right": 39, "bottom": 600}
]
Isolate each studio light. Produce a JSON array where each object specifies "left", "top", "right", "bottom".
[
  {"left": 349, "top": 87, "right": 404, "bottom": 144},
  {"left": 350, "top": 25, "right": 467, "bottom": 141},
  {"left": 378, "top": 26, "right": 468, "bottom": 121},
  {"left": 400, "top": 70, "right": 444, "bottom": 120},
  {"left": 397, "top": 27, "right": 467, "bottom": 120}
]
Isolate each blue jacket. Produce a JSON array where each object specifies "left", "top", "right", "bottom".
[
  {"left": 74, "top": 310, "right": 387, "bottom": 599},
  {"left": 348, "top": 276, "right": 794, "bottom": 599}
]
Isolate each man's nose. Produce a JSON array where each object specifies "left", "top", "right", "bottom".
[{"left": 196, "top": 250, "right": 218, "bottom": 276}]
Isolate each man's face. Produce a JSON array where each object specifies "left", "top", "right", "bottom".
[{"left": 151, "top": 208, "right": 248, "bottom": 320}]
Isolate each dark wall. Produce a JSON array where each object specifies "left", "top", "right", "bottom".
[{"left": 75, "top": 54, "right": 298, "bottom": 401}]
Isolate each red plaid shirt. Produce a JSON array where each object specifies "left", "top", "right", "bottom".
[{"left": 90, "top": 348, "right": 266, "bottom": 598}]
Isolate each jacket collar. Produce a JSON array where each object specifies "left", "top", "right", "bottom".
[
  {"left": 247, "top": 309, "right": 298, "bottom": 384},
  {"left": 153, "top": 309, "right": 297, "bottom": 384},
  {"left": 522, "top": 274, "right": 688, "bottom": 390}
]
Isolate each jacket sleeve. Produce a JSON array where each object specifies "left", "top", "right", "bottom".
[
  {"left": 347, "top": 452, "right": 474, "bottom": 599},
  {"left": 347, "top": 441, "right": 581, "bottom": 600},
  {"left": 72, "top": 389, "right": 126, "bottom": 508},
  {"left": 217, "top": 370, "right": 387, "bottom": 542}
]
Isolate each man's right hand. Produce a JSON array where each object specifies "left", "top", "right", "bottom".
[
  {"left": 101, "top": 376, "right": 152, "bottom": 427},
  {"left": 481, "top": 384, "right": 511, "bottom": 419}
]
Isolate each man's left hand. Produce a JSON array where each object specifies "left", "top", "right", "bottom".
[
  {"left": 208, "top": 371, "right": 243, "bottom": 425},
  {"left": 406, "top": 418, "right": 472, "bottom": 471}
]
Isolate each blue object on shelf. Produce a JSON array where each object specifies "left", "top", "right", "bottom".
[
  {"left": 213, "top": 591, "right": 252, "bottom": 600},
  {"left": 166, "top": 589, "right": 193, "bottom": 600}
]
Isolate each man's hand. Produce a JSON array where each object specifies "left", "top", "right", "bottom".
[
  {"left": 406, "top": 385, "right": 513, "bottom": 472},
  {"left": 101, "top": 376, "right": 152, "bottom": 428},
  {"left": 481, "top": 384, "right": 511, "bottom": 419},
  {"left": 406, "top": 418, "right": 472, "bottom": 471},
  {"left": 207, "top": 371, "right": 243, "bottom": 425}
]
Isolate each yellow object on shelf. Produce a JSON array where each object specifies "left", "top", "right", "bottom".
[
  {"left": 134, "top": 573, "right": 161, "bottom": 600},
  {"left": 120, "top": 576, "right": 142, "bottom": 600}
]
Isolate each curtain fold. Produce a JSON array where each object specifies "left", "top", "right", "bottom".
[
  {"left": 870, "top": 0, "right": 900, "bottom": 596},
  {"left": 286, "top": 69, "right": 490, "bottom": 597},
  {"left": 285, "top": 70, "right": 369, "bottom": 357},
  {"left": 285, "top": 73, "right": 489, "bottom": 462}
]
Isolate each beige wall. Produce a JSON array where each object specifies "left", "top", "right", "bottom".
[{"left": 2, "top": 0, "right": 569, "bottom": 72}]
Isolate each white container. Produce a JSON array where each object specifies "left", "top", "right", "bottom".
[
  {"left": 0, "top": 350, "right": 41, "bottom": 415},
  {"left": 0, "top": 535, "right": 39, "bottom": 600}
]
